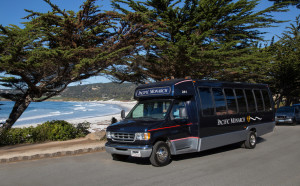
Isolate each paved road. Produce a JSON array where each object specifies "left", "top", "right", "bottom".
[{"left": 1, "top": 125, "right": 300, "bottom": 186}]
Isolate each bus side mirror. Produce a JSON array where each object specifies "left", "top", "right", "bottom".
[{"left": 121, "top": 110, "right": 125, "bottom": 119}]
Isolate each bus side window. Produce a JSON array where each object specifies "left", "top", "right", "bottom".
[
  {"left": 171, "top": 101, "right": 188, "bottom": 120},
  {"left": 199, "top": 87, "right": 214, "bottom": 116},
  {"left": 235, "top": 89, "right": 247, "bottom": 113},
  {"left": 262, "top": 90, "right": 272, "bottom": 111},
  {"left": 212, "top": 88, "right": 227, "bottom": 115},
  {"left": 254, "top": 90, "right": 264, "bottom": 111},
  {"left": 224, "top": 88, "right": 238, "bottom": 114},
  {"left": 245, "top": 89, "right": 256, "bottom": 112}
]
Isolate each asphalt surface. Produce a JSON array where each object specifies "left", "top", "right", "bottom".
[{"left": 1, "top": 125, "right": 300, "bottom": 186}]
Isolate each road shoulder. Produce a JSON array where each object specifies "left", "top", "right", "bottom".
[{"left": 0, "top": 138, "right": 106, "bottom": 163}]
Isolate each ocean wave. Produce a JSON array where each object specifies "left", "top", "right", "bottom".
[
  {"left": 88, "top": 103, "right": 105, "bottom": 107},
  {"left": 18, "top": 111, "right": 74, "bottom": 122},
  {"left": 1, "top": 101, "right": 123, "bottom": 126},
  {"left": 73, "top": 106, "right": 86, "bottom": 110},
  {"left": 50, "top": 111, "right": 61, "bottom": 114}
]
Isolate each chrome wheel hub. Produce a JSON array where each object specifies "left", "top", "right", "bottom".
[
  {"left": 156, "top": 146, "right": 168, "bottom": 162},
  {"left": 250, "top": 134, "right": 256, "bottom": 146}
]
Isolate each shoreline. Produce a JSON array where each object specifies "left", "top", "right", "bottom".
[{"left": 11, "top": 100, "right": 137, "bottom": 132}]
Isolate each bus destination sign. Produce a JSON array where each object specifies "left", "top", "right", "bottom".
[{"left": 135, "top": 86, "right": 171, "bottom": 97}]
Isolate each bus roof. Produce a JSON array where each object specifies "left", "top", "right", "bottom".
[{"left": 134, "top": 79, "right": 269, "bottom": 100}]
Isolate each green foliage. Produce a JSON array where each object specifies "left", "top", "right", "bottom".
[
  {"left": 0, "top": 120, "right": 90, "bottom": 146},
  {"left": 110, "top": 0, "right": 288, "bottom": 83},
  {"left": 267, "top": 15, "right": 300, "bottom": 106},
  {"left": 268, "top": 0, "right": 300, "bottom": 9},
  {"left": 0, "top": 0, "right": 149, "bottom": 129}
]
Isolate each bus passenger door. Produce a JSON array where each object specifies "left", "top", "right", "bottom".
[{"left": 168, "top": 101, "right": 198, "bottom": 154}]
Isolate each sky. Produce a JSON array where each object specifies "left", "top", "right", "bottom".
[{"left": 0, "top": 0, "right": 299, "bottom": 85}]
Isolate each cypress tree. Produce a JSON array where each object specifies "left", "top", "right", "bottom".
[
  {"left": 0, "top": 0, "right": 150, "bottom": 131},
  {"left": 268, "top": 0, "right": 300, "bottom": 9},
  {"left": 110, "top": 0, "right": 288, "bottom": 82},
  {"left": 268, "top": 15, "right": 300, "bottom": 106}
]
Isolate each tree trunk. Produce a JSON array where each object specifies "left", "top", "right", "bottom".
[
  {"left": 276, "top": 95, "right": 282, "bottom": 109},
  {"left": 1, "top": 95, "right": 32, "bottom": 132},
  {"left": 285, "top": 96, "right": 291, "bottom": 106}
]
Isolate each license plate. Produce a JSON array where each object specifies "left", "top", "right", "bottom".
[
  {"left": 131, "top": 150, "right": 141, "bottom": 157},
  {"left": 278, "top": 120, "right": 284, "bottom": 122}
]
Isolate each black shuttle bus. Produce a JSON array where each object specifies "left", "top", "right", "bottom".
[{"left": 105, "top": 79, "right": 275, "bottom": 166}]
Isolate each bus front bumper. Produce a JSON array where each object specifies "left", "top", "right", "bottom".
[{"left": 105, "top": 143, "right": 153, "bottom": 158}]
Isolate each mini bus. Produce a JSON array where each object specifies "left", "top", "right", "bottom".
[{"left": 105, "top": 78, "right": 275, "bottom": 166}]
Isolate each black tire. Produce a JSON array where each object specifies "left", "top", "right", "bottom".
[
  {"left": 111, "top": 154, "right": 129, "bottom": 161},
  {"left": 150, "top": 141, "right": 171, "bottom": 167},
  {"left": 243, "top": 131, "right": 257, "bottom": 149},
  {"left": 291, "top": 118, "right": 297, "bottom": 126}
]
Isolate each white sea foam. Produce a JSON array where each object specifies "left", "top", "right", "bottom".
[
  {"left": 17, "top": 111, "right": 74, "bottom": 122},
  {"left": 73, "top": 106, "right": 86, "bottom": 110},
  {"left": 0, "top": 100, "right": 137, "bottom": 128},
  {"left": 50, "top": 111, "right": 61, "bottom": 114},
  {"left": 89, "top": 103, "right": 105, "bottom": 107},
  {"left": 0, "top": 118, "right": 5, "bottom": 123}
]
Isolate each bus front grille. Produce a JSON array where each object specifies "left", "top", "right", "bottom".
[{"left": 112, "top": 132, "right": 135, "bottom": 142}]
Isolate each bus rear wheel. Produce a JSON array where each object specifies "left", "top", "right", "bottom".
[
  {"left": 150, "top": 141, "right": 171, "bottom": 167},
  {"left": 243, "top": 131, "right": 257, "bottom": 149}
]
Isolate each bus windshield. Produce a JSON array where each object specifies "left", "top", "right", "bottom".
[{"left": 126, "top": 100, "right": 172, "bottom": 120}]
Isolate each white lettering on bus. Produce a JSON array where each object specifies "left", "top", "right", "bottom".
[{"left": 218, "top": 117, "right": 246, "bottom": 125}]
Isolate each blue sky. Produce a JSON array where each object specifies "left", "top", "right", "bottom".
[{"left": 0, "top": 0, "right": 299, "bottom": 85}]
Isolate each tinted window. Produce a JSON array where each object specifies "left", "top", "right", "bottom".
[
  {"left": 235, "top": 89, "right": 247, "bottom": 113},
  {"left": 224, "top": 89, "right": 237, "bottom": 114},
  {"left": 254, "top": 90, "right": 264, "bottom": 111},
  {"left": 262, "top": 90, "right": 272, "bottom": 111},
  {"left": 171, "top": 101, "right": 188, "bottom": 120},
  {"left": 212, "top": 88, "right": 227, "bottom": 115},
  {"left": 245, "top": 89, "right": 256, "bottom": 112},
  {"left": 129, "top": 100, "right": 171, "bottom": 119},
  {"left": 199, "top": 87, "right": 214, "bottom": 116}
]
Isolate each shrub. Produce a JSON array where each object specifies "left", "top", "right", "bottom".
[
  {"left": 76, "top": 121, "right": 90, "bottom": 137},
  {"left": 0, "top": 120, "right": 91, "bottom": 146}
]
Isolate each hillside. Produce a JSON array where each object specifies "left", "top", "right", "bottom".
[
  {"left": 0, "top": 83, "right": 137, "bottom": 101},
  {"left": 57, "top": 82, "right": 137, "bottom": 101}
]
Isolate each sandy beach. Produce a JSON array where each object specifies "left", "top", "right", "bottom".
[
  {"left": 13, "top": 100, "right": 137, "bottom": 132},
  {"left": 69, "top": 100, "right": 137, "bottom": 132}
]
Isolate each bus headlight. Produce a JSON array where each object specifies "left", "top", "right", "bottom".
[
  {"left": 135, "top": 133, "right": 151, "bottom": 140},
  {"left": 106, "top": 131, "right": 112, "bottom": 139}
]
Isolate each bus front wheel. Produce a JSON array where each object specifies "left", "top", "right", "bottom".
[{"left": 150, "top": 141, "right": 171, "bottom": 167}]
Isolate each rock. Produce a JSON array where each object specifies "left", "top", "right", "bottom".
[{"left": 85, "top": 131, "right": 106, "bottom": 140}]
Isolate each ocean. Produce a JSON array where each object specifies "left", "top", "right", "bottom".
[{"left": 0, "top": 101, "right": 122, "bottom": 126}]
